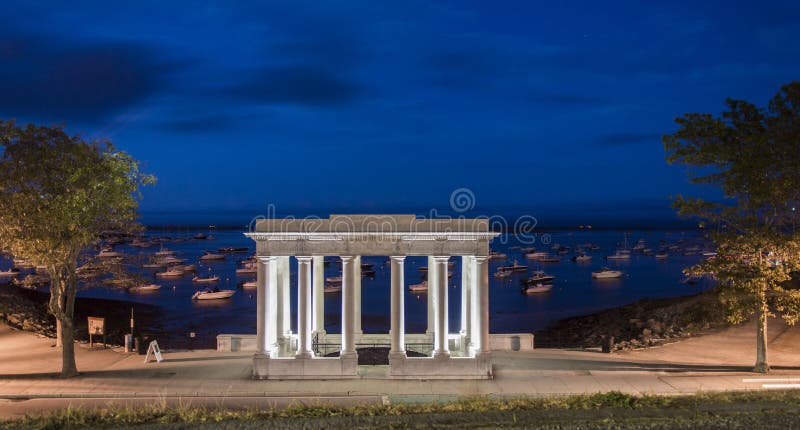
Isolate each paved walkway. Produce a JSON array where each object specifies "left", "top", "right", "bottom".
[{"left": 1, "top": 320, "right": 799, "bottom": 419}]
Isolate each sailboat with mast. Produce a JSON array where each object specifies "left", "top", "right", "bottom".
[{"left": 606, "top": 232, "right": 632, "bottom": 260}]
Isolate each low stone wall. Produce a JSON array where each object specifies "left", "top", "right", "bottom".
[{"left": 489, "top": 333, "right": 534, "bottom": 351}]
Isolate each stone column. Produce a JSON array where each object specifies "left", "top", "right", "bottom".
[
  {"left": 433, "top": 256, "right": 450, "bottom": 358},
  {"left": 255, "top": 256, "right": 274, "bottom": 357},
  {"left": 389, "top": 256, "right": 406, "bottom": 357},
  {"left": 296, "top": 256, "right": 312, "bottom": 358},
  {"left": 354, "top": 255, "right": 362, "bottom": 335},
  {"left": 274, "top": 256, "right": 288, "bottom": 355},
  {"left": 280, "top": 256, "right": 291, "bottom": 336},
  {"left": 472, "top": 256, "right": 490, "bottom": 356},
  {"left": 340, "top": 256, "right": 357, "bottom": 357},
  {"left": 426, "top": 256, "right": 435, "bottom": 335},
  {"left": 460, "top": 255, "right": 472, "bottom": 352},
  {"left": 312, "top": 256, "right": 325, "bottom": 336}
]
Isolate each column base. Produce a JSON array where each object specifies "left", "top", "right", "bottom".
[
  {"left": 252, "top": 353, "right": 270, "bottom": 379},
  {"left": 432, "top": 350, "right": 451, "bottom": 359}
]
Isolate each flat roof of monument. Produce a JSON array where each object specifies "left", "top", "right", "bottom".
[{"left": 251, "top": 214, "right": 496, "bottom": 234}]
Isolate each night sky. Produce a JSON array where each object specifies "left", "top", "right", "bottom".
[{"left": 1, "top": 1, "right": 798, "bottom": 226}]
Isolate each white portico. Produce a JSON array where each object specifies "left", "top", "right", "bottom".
[{"left": 245, "top": 214, "right": 498, "bottom": 379}]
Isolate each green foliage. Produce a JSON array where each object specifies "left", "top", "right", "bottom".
[
  {"left": 0, "top": 120, "right": 154, "bottom": 376},
  {"left": 664, "top": 83, "right": 800, "bottom": 321},
  {"left": 0, "top": 120, "right": 154, "bottom": 267}
]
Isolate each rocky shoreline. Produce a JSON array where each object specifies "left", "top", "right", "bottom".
[
  {"left": 534, "top": 290, "right": 728, "bottom": 351},
  {"left": 0, "top": 284, "right": 165, "bottom": 347}
]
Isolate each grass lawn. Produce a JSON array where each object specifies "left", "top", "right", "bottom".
[{"left": 3, "top": 390, "right": 800, "bottom": 429}]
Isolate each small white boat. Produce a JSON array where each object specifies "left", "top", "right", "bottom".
[
  {"left": 155, "top": 249, "right": 176, "bottom": 257},
  {"left": 98, "top": 250, "right": 122, "bottom": 258},
  {"left": 494, "top": 271, "right": 511, "bottom": 278},
  {"left": 324, "top": 284, "right": 342, "bottom": 293},
  {"left": 572, "top": 254, "right": 592, "bottom": 262},
  {"left": 526, "top": 271, "right": 555, "bottom": 284},
  {"left": 200, "top": 252, "right": 226, "bottom": 261},
  {"left": 107, "top": 278, "right": 134, "bottom": 286},
  {"left": 498, "top": 261, "right": 527, "bottom": 272},
  {"left": 606, "top": 251, "right": 631, "bottom": 260},
  {"left": 326, "top": 276, "right": 343, "bottom": 284},
  {"left": 525, "top": 252, "right": 549, "bottom": 260},
  {"left": 143, "top": 262, "right": 167, "bottom": 269},
  {"left": 592, "top": 268, "right": 623, "bottom": 279},
  {"left": 192, "top": 275, "right": 219, "bottom": 283},
  {"left": 242, "top": 280, "right": 257, "bottom": 289},
  {"left": 155, "top": 268, "right": 185, "bottom": 278},
  {"left": 655, "top": 252, "right": 669, "bottom": 260},
  {"left": 409, "top": 281, "right": 428, "bottom": 292},
  {"left": 236, "top": 265, "right": 257, "bottom": 275},
  {"left": 524, "top": 284, "right": 553, "bottom": 294},
  {"left": 128, "top": 284, "right": 161, "bottom": 293},
  {"left": 159, "top": 256, "right": 185, "bottom": 265},
  {"left": 192, "top": 290, "right": 235, "bottom": 300}
]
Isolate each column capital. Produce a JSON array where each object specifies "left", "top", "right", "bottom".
[
  {"left": 389, "top": 255, "right": 406, "bottom": 262},
  {"left": 473, "top": 255, "right": 488, "bottom": 263},
  {"left": 340, "top": 255, "right": 355, "bottom": 262},
  {"left": 433, "top": 255, "right": 451, "bottom": 262},
  {"left": 296, "top": 256, "right": 313, "bottom": 263},
  {"left": 257, "top": 256, "right": 277, "bottom": 262}
]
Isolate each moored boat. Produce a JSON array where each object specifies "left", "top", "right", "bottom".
[
  {"left": 498, "top": 261, "right": 528, "bottom": 272},
  {"left": 592, "top": 268, "right": 623, "bottom": 279},
  {"left": 524, "top": 283, "right": 553, "bottom": 294},
  {"left": 200, "top": 252, "right": 226, "bottom": 261},
  {"left": 605, "top": 251, "right": 631, "bottom": 260},
  {"left": 156, "top": 268, "right": 185, "bottom": 278},
  {"left": 409, "top": 281, "right": 428, "bottom": 292},
  {"left": 192, "top": 290, "right": 235, "bottom": 300},
  {"left": 128, "top": 284, "right": 161, "bottom": 293},
  {"left": 572, "top": 253, "right": 592, "bottom": 262},
  {"left": 324, "top": 284, "right": 342, "bottom": 293},
  {"left": 525, "top": 271, "right": 555, "bottom": 284},
  {"left": 192, "top": 275, "right": 220, "bottom": 283}
]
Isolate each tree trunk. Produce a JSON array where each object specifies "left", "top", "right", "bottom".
[
  {"left": 58, "top": 317, "right": 78, "bottom": 377},
  {"left": 55, "top": 320, "right": 62, "bottom": 347},
  {"left": 48, "top": 261, "right": 79, "bottom": 378},
  {"left": 754, "top": 304, "right": 770, "bottom": 373}
]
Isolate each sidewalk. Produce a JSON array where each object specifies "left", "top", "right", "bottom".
[{"left": 1, "top": 320, "right": 799, "bottom": 419}]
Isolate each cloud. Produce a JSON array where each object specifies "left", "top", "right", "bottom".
[
  {"left": 594, "top": 132, "right": 663, "bottom": 147},
  {"left": 154, "top": 115, "right": 236, "bottom": 133},
  {"left": 224, "top": 65, "right": 360, "bottom": 106},
  {"left": 0, "top": 28, "right": 183, "bottom": 123}
]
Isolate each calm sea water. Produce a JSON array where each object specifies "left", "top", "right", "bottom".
[{"left": 72, "top": 229, "right": 710, "bottom": 348}]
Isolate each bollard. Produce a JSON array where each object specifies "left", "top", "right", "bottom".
[
  {"left": 124, "top": 334, "right": 134, "bottom": 353},
  {"left": 602, "top": 335, "right": 614, "bottom": 353}
]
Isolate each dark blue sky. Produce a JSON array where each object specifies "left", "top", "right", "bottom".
[{"left": 1, "top": 1, "right": 798, "bottom": 224}]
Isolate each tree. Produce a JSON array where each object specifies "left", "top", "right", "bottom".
[
  {"left": 0, "top": 120, "right": 154, "bottom": 377},
  {"left": 664, "top": 82, "right": 800, "bottom": 373}
]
